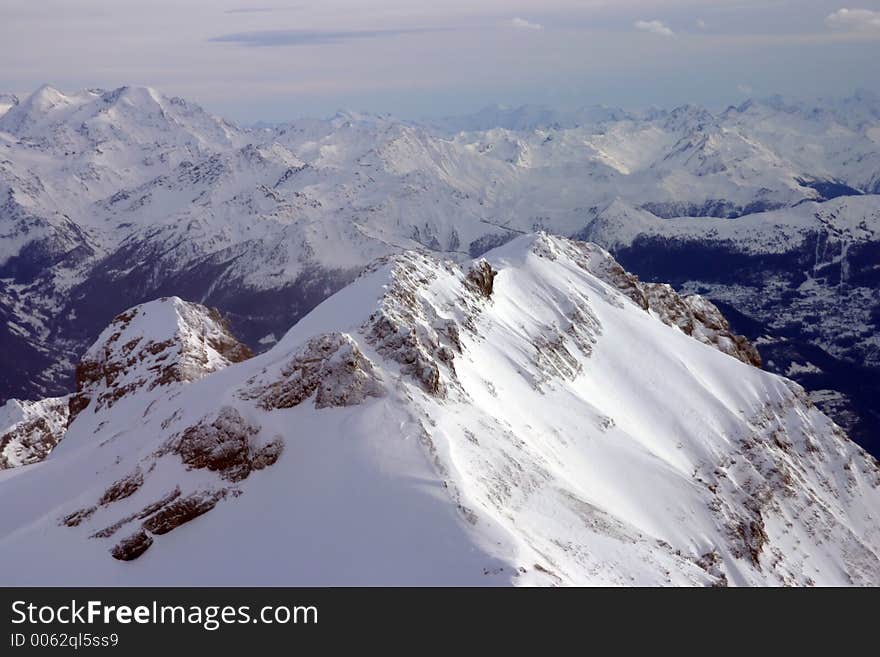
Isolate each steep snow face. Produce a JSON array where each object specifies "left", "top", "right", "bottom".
[
  {"left": 0, "top": 235, "right": 877, "bottom": 586},
  {"left": 560, "top": 240, "right": 761, "bottom": 367},
  {"left": 0, "top": 396, "right": 69, "bottom": 469},
  {"left": 578, "top": 195, "right": 880, "bottom": 451}
]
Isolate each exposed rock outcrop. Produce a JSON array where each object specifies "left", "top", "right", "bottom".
[
  {"left": 243, "top": 333, "right": 384, "bottom": 410},
  {"left": 466, "top": 260, "right": 497, "bottom": 298},
  {"left": 0, "top": 396, "right": 70, "bottom": 469},
  {"left": 110, "top": 530, "right": 153, "bottom": 561},
  {"left": 69, "top": 297, "right": 252, "bottom": 421},
  {"left": 362, "top": 253, "right": 487, "bottom": 397},
  {"left": 162, "top": 406, "right": 280, "bottom": 483},
  {"left": 140, "top": 489, "right": 228, "bottom": 535}
]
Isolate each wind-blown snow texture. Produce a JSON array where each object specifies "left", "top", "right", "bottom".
[
  {"left": 0, "top": 85, "right": 879, "bottom": 452},
  {"left": 0, "top": 234, "right": 877, "bottom": 586}
]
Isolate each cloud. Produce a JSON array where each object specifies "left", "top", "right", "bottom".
[
  {"left": 696, "top": 19, "right": 707, "bottom": 30},
  {"left": 224, "top": 6, "right": 301, "bottom": 13},
  {"left": 737, "top": 83, "right": 753, "bottom": 95},
  {"left": 509, "top": 18, "right": 544, "bottom": 31},
  {"left": 825, "top": 8, "right": 880, "bottom": 32},
  {"left": 634, "top": 20, "right": 674, "bottom": 37},
  {"left": 210, "top": 27, "right": 452, "bottom": 47}
]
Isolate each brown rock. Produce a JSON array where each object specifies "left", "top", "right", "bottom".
[
  {"left": 466, "top": 260, "right": 497, "bottom": 298},
  {"left": 98, "top": 469, "right": 144, "bottom": 505},
  {"left": 110, "top": 530, "right": 153, "bottom": 561},
  {"left": 141, "top": 489, "right": 226, "bottom": 535}
]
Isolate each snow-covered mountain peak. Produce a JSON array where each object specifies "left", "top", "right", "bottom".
[
  {"left": 0, "top": 84, "right": 85, "bottom": 134},
  {"left": 0, "top": 93, "right": 19, "bottom": 118},
  {"left": 71, "top": 297, "right": 252, "bottom": 420},
  {"left": 660, "top": 103, "right": 717, "bottom": 132},
  {"left": 98, "top": 85, "right": 163, "bottom": 108},
  {"left": 26, "top": 83, "right": 72, "bottom": 109},
  {"left": 0, "top": 236, "right": 878, "bottom": 584},
  {"left": 0, "top": 84, "right": 244, "bottom": 154}
]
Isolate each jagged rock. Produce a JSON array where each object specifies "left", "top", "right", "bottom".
[
  {"left": 361, "top": 254, "right": 477, "bottom": 397},
  {"left": 534, "top": 331, "right": 582, "bottom": 388},
  {"left": 61, "top": 507, "right": 96, "bottom": 527},
  {"left": 245, "top": 333, "right": 384, "bottom": 410},
  {"left": 136, "top": 488, "right": 183, "bottom": 519},
  {"left": 565, "top": 300, "right": 602, "bottom": 357},
  {"left": 533, "top": 235, "right": 761, "bottom": 367},
  {"left": 365, "top": 315, "right": 445, "bottom": 395},
  {"left": 166, "top": 407, "right": 262, "bottom": 482},
  {"left": 91, "top": 488, "right": 182, "bottom": 539},
  {"left": 141, "top": 489, "right": 227, "bottom": 535},
  {"left": 98, "top": 469, "right": 144, "bottom": 505},
  {"left": 696, "top": 551, "right": 729, "bottom": 587},
  {"left": 466, "top": 260, "right": 497, "bottom": 298},
  {"left": 110, "top": 530, "right": 153, "bottom": 561},
  {"left": 251, "top": 438, "right": 284, "bottom": 471},
  {"left": 681, "top": 295, "right": 762, "bottom": 367}
]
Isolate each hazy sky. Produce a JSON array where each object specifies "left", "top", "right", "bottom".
[{"left": 1, "top": 0, "right": 879, "bottom": 122}]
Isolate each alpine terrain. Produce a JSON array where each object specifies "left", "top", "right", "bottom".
[
  {"left": 0, "top": 235, "right": 877, "bottom": 586},
  {"left": 1, "top": 86, "right": 878, "bottom": 455}
]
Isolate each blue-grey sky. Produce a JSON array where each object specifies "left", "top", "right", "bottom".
[{"left": 1, "top": 0, "right": 879, "bottom": 121}]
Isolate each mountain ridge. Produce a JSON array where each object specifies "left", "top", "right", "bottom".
[
  {"left": 1, "top": 83, "right": 879, "bottom": 454},
  {"left": 1, "top": 234, "right": 877, "bottom": 586}
]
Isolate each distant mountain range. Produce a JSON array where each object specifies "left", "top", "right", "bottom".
[{"left": 1, "top": 84, "right": 878, "bottom": 452}]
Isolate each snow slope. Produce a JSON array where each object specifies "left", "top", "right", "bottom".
[
  {"left": 0, "top": 235, "right": 877, "bottom": 586},
  {"left": 578, "top": 195, "right": 880, "bottom": 450}
]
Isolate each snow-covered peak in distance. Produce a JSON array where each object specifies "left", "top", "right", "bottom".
[
  {"left": 428, "top": 103, "right": 637, "bottom": 135},
  {"left": 722, "top": 90, "right": 880, "bottom": 132},
  {"left": 0, "top": 84, "right": 243, "bottom": 149},
  {"left": 0, "top": 93, "right": 18, "bottom": 118},
  {"left": 0, "top": 234, "right": 877, "bottom": 585}
]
